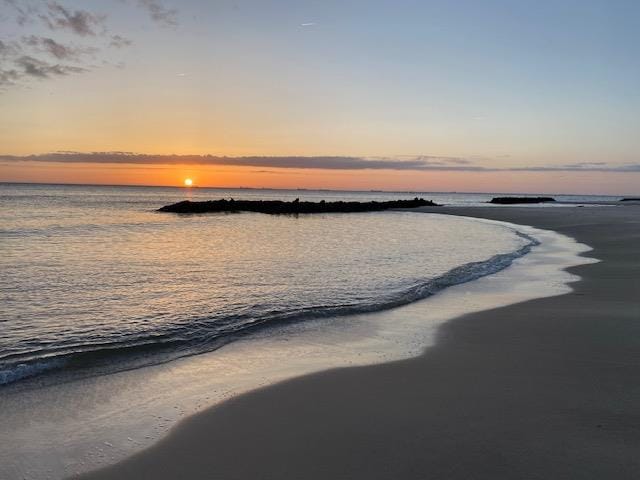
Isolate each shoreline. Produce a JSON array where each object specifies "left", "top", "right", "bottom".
[
  {"left": 69, "top": 205, "right": 640, "bottom": 480},
  {"left": 2, "top": 211, "right": 586, "bottom": 480},
  {"left": 0, "top": 212, "right": 536, "bottom": 390}
]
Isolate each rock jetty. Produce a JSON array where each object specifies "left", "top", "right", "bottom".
[{"left": 158, "top": 197, "right": 439, "bottom": 214}]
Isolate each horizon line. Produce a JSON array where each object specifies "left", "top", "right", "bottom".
[{"left": 0, "top": 181, "right": 635, "bottom": 198}]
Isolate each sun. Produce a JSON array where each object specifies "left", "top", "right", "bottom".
[{"left": 184, "top": 178, "right": 193, "bottom": 187}]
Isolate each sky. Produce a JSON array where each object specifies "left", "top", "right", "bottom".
[{"left": 0, "top": 0, "right": 639, "bottom": 194}]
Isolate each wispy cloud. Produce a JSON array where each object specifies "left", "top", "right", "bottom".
[
  {"left": 1, "top": 1, "right": 105, "bottom": 88},
  {"left": 0, "top": 37, "right": 90, "bottom": 86},
  {"left": 0, "top": 68, "right": 20, "bottom": 86},
  {"left": 0, "top": 152, "right": 442, "bottom": 170},
  {"left": 14, "top": 55, "right": 87, "bottom": 78},
  {"left": 2, "top": 0, "right": 39, "bottom": 26},
  {"left": 136, "top": 0, "right": 178, "bottom": 27},
  {"left": 2, "top": 152, "right": 638, "bottom": 173},
  {"left": 40, "top": 2, "right": 106, "bottom": 36},
  {"left": 109, "top": 34, "right": 133, "bottom": 49},
  {"left": 0, "top": 38, "right": 21, "bottom": 57},
  {"left": 508, "top": 164, "right": 640, "bottom": 172},
  {"left": 397, "top": 155, "right": 473, "bottom": 166},
  {"left": 0, "top": 0, "right": 176, "bottom": 90},
  {"left": 561, "top": 161, "right": 607, "bottom": 168},
  {"left": 21, "top": 35, "right": 97, "bottom": 60}
]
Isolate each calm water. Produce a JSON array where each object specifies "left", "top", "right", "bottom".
[
  {"left": 0, "top": 183, "right": 612, "bottom": 387},
  {"left": 0, "top": 183, "right": 605, "bottom": 480}
]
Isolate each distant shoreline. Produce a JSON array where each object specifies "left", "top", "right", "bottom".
[{"left": 1, "top": 181, "right": 636, "bottom": 198}]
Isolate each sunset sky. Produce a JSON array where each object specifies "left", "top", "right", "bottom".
[{"left": 1, "top": 0, "right": 639, "bottom": 194}]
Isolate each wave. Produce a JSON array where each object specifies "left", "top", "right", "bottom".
[{"left": 0, "top": 231, "right": 538, "bottom": 387}]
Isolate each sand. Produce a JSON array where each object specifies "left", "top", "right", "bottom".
[{"left": 75, "top": 205, "right": 640, "bottom": 480}]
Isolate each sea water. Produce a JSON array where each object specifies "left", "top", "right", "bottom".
[
  {"left": 0, "top": 183, "right": 597, "bottom": 479},
  {"left": 0, "top": 184, "right": 538, "bottom": 387}
]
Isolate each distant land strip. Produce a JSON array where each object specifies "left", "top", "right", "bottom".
[{"left": 158, "top": 198, "right": 440, "bottom": 214}]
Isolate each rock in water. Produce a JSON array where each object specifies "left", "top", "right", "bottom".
[{"left": 489, "top": 196, "right": 556, "bottom": 205}]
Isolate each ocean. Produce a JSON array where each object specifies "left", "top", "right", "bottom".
[
  {"left": 0, "top": 183, "right": 602, "bottom": 479},
  {"left": 0, "top": 183, "right": 553, "bottom": 387}
]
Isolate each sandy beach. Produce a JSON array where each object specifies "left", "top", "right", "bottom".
[{"left": 75, "top": 205, "right": 640, "bottom": 480}]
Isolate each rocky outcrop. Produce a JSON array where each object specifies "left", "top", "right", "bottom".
[
  {"left": 489, "top": 196, "right": 556, "bottom": 205},
  {"left": 158, "top": 197, "right": 440, "bottom": 214}
]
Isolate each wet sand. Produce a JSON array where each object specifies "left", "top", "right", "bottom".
[{"left": 76, "top": 205, "right": 640, "bottom": 480}]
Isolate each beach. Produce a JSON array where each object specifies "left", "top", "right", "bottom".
[
  {"left": 74, "top": 204, "right": 640, "bottom": 480},
  {"left": 4, "top": 0, "right": 639, "bottom": 477}
]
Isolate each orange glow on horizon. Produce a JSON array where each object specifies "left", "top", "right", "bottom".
[{"left": 0, "top": 161, "right": 638, "bottom": 196}]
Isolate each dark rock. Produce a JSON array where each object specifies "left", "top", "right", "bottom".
[
  {"left": 158, "top": 198, "right": 440, "bottom": 214},
  {"left": 489, "top": 196, "right": 556, "bottom": 205},
  {"left": 620, "top": 198, "right": 640, "bottom": 202}
]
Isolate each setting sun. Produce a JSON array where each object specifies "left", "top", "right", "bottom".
[{"left": 184, "top": 178, "right": 193, "bottom": 187}]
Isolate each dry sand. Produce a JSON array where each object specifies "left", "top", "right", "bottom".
[{"left": 76, "top": 205, "right": 640, "bottom": 480}]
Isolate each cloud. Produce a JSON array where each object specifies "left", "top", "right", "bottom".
[
  {"left": 109, "top": 34, "right": 133, "bottom": 49},
  {"left": 0, "top": 1, "right": 178, "bottom": 90},
  {"left": 508, "top": 164, "right": 640, "bottom": 172},
  {"left": 0, "top": 152, "right": 482, "bottom": 170},
  {"left": 14, "top": 55, "right": 87, "bottom": 78},
  {"left": 0, "top": 68, "right": 20, "bottom": 86},
  {"left": 402, "top": 155, "right": 473, "bottom": 166},
  {"left": 0, "top": 36, "right": 90, "bottom": 87},
  {"left": 40, "top": 2, "right": 106, "bottom": 36},
  {"left": 0, "top": 2, "right": 159, "bottom": 90},
  {"left": 2, "top": 152, "right": 638, "bottom": 173},
  {"left": 21, "top": 35, "right": 97, "bottom": 60},
  {"left": 136, "top": 0, "right": 178, "bottom": 27},
  {"left": 560, "top": 161, "right": 607, "bottom": 168},
  {"left": 0, "top": 39, "right": 21, "bottom": 58},
  {"left": 2, "top": 0, "right": 39, "bottom": 26},
  {"left": 0, "top": 2, "right": 104, "bottom": 88}
]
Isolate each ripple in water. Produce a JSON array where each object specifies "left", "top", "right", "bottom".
[{"left": 0, "top": 184, "right": 532, "bottom": 386}]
